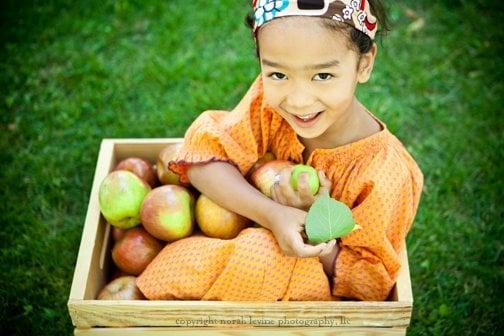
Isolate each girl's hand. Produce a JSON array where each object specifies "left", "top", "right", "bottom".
[
  {"left": 319, "top": 242, "right": 340, "bottom": 277},
  {"left": 267, "top": 204, "right": 337, "bottom": 258},
  {"left": 271, "top": 168, "right": 332, "bottom": 211}
]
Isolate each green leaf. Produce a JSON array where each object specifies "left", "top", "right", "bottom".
[{"left": 305, "top": 194, "right": 357, "bottom": 244}]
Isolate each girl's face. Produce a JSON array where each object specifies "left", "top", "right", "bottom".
[{"left": 258, "top": 16, "right": 376, "bottom": 140}]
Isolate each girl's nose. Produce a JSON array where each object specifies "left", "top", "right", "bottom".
[{"left": 284, "top": 86, "right": 316, "bottom": 112}]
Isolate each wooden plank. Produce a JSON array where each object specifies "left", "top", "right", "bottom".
[
  {"left": 106, "top": 138, "right": 184, "bottom": 145},
  {"left": 68, "top": 300, "right": 412, "bottom": 329},
  {"left": 75, "top": 326, "right": 406, "bottom": 335},
  {"left": 69, "top": 139, "right": 115, "bottom": 301},
  {"left": 388, "top": 244, "right": 412, "bottom": 305},
  {"left": 395, "top": 246, "right": 413, "bottom": 304},
  {"left": 112, "top": 138, "right": 184, "bottom": 163}
]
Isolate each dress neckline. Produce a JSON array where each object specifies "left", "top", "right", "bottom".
[{"left": 285, "top": 108, "right": 390, "bottom": 164}]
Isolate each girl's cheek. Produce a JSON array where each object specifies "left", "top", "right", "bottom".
[{"left": 263, "top": 86, "right": 283, "bottom": 107}]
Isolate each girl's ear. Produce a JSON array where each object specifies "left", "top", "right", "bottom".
[{"left": 357, "top": 43, "right": 377, "bottom": 83}]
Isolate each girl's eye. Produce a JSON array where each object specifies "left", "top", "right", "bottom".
[
  {"left": 313, "top": 73, "right": 333, "bottom": 81},
  {"left": 269, "top": 72, "right": 287, "bottom": 80},
  {"left": 268, "top": 72, "right": 333, "bottom": 81}
]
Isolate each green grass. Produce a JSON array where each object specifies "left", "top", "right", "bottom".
[{"left": 1, "top": 0, "right": 503, "bottom": 334}]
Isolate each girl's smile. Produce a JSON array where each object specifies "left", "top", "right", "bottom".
[{"left": 291, "top": 110, "right": 324, "bottom": 128}]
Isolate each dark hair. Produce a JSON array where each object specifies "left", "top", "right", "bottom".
[{"left": 245, "top": 0, "right": 390, "bottom": 58}]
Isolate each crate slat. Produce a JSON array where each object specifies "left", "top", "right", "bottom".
[
  {"left": 74, "top": 326, "right": 407, "bottom": 335},
  {"left": 68, "top": 300, "right": 412, "bottom": 329},
  {"left": 69, "top": 140, "right": 115, "bottom": 302}
]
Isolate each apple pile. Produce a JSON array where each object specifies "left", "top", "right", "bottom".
[{"left": 96, "top": 146, "right": 254, "bottom": 300}]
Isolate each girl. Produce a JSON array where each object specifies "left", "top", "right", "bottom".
[{"left": 137, "top": 0, "right": 423, "bottom": 301}]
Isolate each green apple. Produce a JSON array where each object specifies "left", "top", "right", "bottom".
[
  {"left": 290, "top": 164, "right": 320, "bottom": 195},
  {"left": 140, "top": 185, "right": 195, "bottom": 241},
  {"left": 99, "top": 170, "right": 151, "bottom": 229}
]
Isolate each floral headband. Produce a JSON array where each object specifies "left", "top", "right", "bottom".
[{"left": 252, "top": 0, "right": 378, "bottom": 41}]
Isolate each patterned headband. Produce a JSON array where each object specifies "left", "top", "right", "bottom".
[{"left": 252, "top": 0, "right": 378, "bottom": 41}]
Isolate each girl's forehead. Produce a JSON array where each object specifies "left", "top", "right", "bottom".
[
  {"left": 258, "top": 16, "right": 349, "bottom": 48},
  {"left": 257, "top": 17, "right": 355, "bottom": 64},
  {"left": 259, "top": 16, "right": 330, "bottom": 36}
]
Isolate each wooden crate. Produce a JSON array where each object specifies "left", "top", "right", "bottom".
[{"left": 68, "top": 139, "right": 413, "bottom": 335}]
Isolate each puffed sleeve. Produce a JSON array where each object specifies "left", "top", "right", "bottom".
[
  {"left": 332, "top": 146, "right": 424, "bottom": 301},
  {"left": 168, "top": 75, "right": 275, "bottom": 184}
]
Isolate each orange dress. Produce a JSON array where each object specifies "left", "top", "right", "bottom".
[{"left": 136, "top": 75, "right": 424, "bottom": 301}]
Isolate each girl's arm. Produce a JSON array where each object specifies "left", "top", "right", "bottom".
[
  {"left": 187, "top": 161, "right": 335, "bottom": 258},
  {"left": 188, "top": 161, "right": 277, "bottom": 230}
]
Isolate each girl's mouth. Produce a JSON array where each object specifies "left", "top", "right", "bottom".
[{"left": 292, "top": 111, "right": 323, "bottom": 127}]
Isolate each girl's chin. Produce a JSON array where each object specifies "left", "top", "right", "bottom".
[{"left": 291, "top": 123, "right": 327, "bottom": 140}]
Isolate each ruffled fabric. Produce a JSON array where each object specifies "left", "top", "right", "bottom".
[
  {"left": 290, "top": 112, "right": 424, "bottom": 300},
  {"left": 137, "top": 228, "right": 332, "bottom": 301},
  {"left": 159, "top": 74, "right": 423, "bottom": 301}
]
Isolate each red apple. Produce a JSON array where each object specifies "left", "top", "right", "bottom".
[
  {"left": 111, "top": 227, "right": 126, "bottom": 242},
  {"left": 156, "top": 143, "right": 190, "bottom": 187},
  {"left": 112, "top": 226, "right": 164, "bottom": 275},
  {"left": 250, "top": 160, "right": 294, "bottom": 197},
  {"left": 115, "top": 157, "right": 159, "bottom": 188},
  {"left": 140, "top": 185, "right": 195, "bottom": 241},
  {"left": 97, "top": 276, "right": 145, "bottom": 300},
  {"left": 247, "top": 152, "right": 276, "bottom": 178},
  {"left": 195, "top": 194, "right": 251, "bottom": 239}
]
